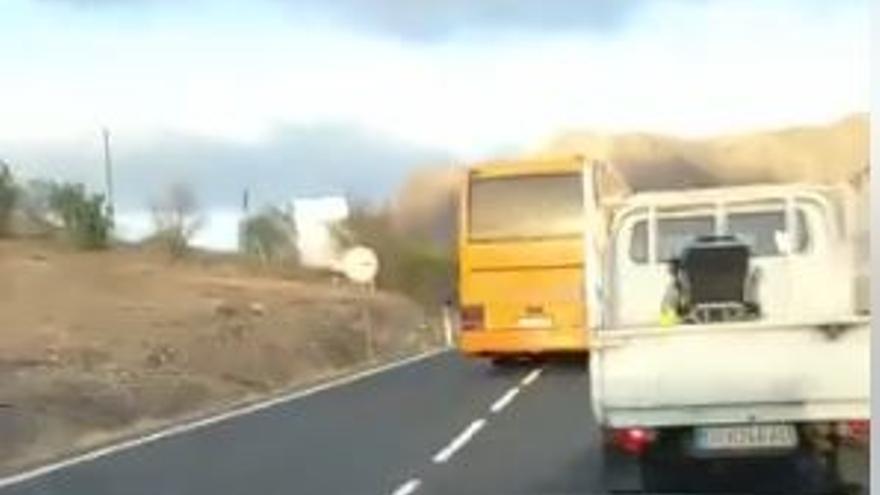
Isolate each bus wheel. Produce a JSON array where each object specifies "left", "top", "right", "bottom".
[{"left": 490, "top": 356, "right": 518, "bottom": 368}]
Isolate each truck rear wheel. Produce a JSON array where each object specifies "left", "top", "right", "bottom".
[
  {"left": 831, "top": 444, "right": 869, "bottom": 495},
  {"left": 600, "top": 444, "right": 645, "bottom": 493}
]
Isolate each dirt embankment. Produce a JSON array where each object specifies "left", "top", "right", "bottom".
[{"left": 0, "top": 240, "right": 440, "bottom": 474}]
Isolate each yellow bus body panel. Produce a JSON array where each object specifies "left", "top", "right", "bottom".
[{"left": 457, "top": 156, "right": 591, "bottom": 357}]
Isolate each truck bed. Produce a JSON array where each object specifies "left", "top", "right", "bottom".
[{"left": 590, "top": 316, "right": 870, "bottom": 428}]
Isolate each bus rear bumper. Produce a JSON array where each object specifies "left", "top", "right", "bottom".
[{"left": 458, "top": 328, "right": 588, "bottom": 357}]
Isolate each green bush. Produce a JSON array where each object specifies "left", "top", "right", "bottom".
[
  {"left": 18, "top": 179, "right": 55, "bottom": 226},
  {"left": 0, "top": 165, "right": 18, "bottom": 237},
  {"left": 48, "top": 183, "right": 112, "bottom": 249},
  {"left": 239, "top": 207, "right": 298, "bottom": 265},
  {"left": 150, "top": 183, "right": 202, "bottom": 258}
]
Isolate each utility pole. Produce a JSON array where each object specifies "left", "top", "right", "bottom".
[
  {"left": 242, "top": 188, "right": 250, "bottom": 216},
  {"left": 101, "top": 127, "right": 115, "bottom": 224},
  {"left": 239, "top": 188, "right": 250, "bottom": 254}
]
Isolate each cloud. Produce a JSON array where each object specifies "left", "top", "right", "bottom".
[
  {"left": 36, "top": 0, "right": 172, "bottom": 5},
  {"left": 8, "top": 0, "right": 868, "bottom": 181},
  {"left": 3, "top": 124, "right": 452, "bottom": 210},
  {"left": 32, "top": 0, "right": 650, "bottom": 39},
  {"left": 284, "top": 0, "right": 646, "bottom": 40},
  {"left": 34, "top": 0, "right": 869, "bottom": 43}
]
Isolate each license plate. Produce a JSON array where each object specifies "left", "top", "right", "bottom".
[
  {"left": 517, "top": 316, "right": 552, "bottom": 328},
  {"left": 695, "top": 424, "right": 797, "bottom": 451}
]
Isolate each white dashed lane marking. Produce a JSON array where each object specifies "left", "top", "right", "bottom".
[
  {"left": 390, "top": 478, "right": 422, "bottom": 495},
  {"left": 388, "top": 365, "right": 544, "bottom": 493},
  {"left": 489, "top": 387, "right": 520, "bottom": 414},
  {"left": 431, "top": 418, "right": 487, "bottom": 464},
  {"left": 521, "top": 368, "right": 543, "bottom": 387}
]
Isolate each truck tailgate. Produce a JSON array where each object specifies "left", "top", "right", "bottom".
[{"left": 591, "top": 318, "right": 870, "bottom": 427}]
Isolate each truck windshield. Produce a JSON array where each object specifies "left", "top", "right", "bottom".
[
  {"left": 468, "top": 173, "right": 583, "bottom": 241},
  {"left": 727, "top": 210, "right": 810, "bottom": 256},
  {"left": 656, "top": 216, "right": 715, "bottom": 262},
  {"left": 629, "top": 208, "right": 811, "bottom": 263}
]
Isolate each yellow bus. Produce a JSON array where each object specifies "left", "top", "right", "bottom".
[{"left": 456, "top": 155, "right": 626, "bottom": 362}]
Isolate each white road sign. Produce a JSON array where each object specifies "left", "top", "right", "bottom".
[{"left": 341, "top": 246, "right": 379, "bottom": 284}]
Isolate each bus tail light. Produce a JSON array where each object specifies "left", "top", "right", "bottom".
[
  {"left": 610, "top": 427, "right": 657, "bottom": 456},
  {"left": 460, "top": 305, "right": 484, "bottom": 331}
]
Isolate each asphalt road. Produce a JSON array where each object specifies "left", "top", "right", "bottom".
[
  {"left": 0, "top": 351, "right": 602, "bottom": 495},
  {"left": 0, "top": 351, "right": 864, "bottom": 495}
]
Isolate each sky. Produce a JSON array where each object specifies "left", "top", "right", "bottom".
[{"left": 0, "top": 0, "right": 870, "bottom": 248}]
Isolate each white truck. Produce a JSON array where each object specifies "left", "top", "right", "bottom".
[{"left": 584, "top": 179, "right": 870, "bottom": 494}]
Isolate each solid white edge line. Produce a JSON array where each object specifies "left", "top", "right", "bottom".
[
  {"left": 431, "top": 418, "right": 487, "bottom": 464},
  {"left": 489, "top": 387, "right": 520, "bottom": 414},
  {"left": 390, "top": 478, "right": 422, "bottom": 495},
  {"left": 521, "top": 368, "right": 542, "bottom": 387},
  {"left": 0, "top": 347, "right": 450, "bottom": 490}
]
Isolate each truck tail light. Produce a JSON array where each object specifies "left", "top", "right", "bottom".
[
  {"left": 610, "top": 427, "right": 657, "bottom": 456},
  {"left": 837, "top": 419, "right": 870, "bottom": 444},
  {"left": 460, "top": 305, "right": 484, "bottom": 331}
]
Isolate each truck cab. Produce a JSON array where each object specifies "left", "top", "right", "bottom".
[{"left": 589, "top": 183, "right": 869, "bottom": 493}]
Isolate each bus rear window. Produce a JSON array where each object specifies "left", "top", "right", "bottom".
[{"left": 468, "top": 173, "right": 582, "bottom": 241}]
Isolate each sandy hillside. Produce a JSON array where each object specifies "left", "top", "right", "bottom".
[
  {"left": 390, "top": 114, "right": 869, "bottom": 245},
  {"left": 530, "top": 113, "right": 869, "bottom": 189},
  {"left": 390, "top": 166, "right": 465, "bottom": 247},
  {"left": 0, "top": 240, "right": 440, "bottom": 474}
]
